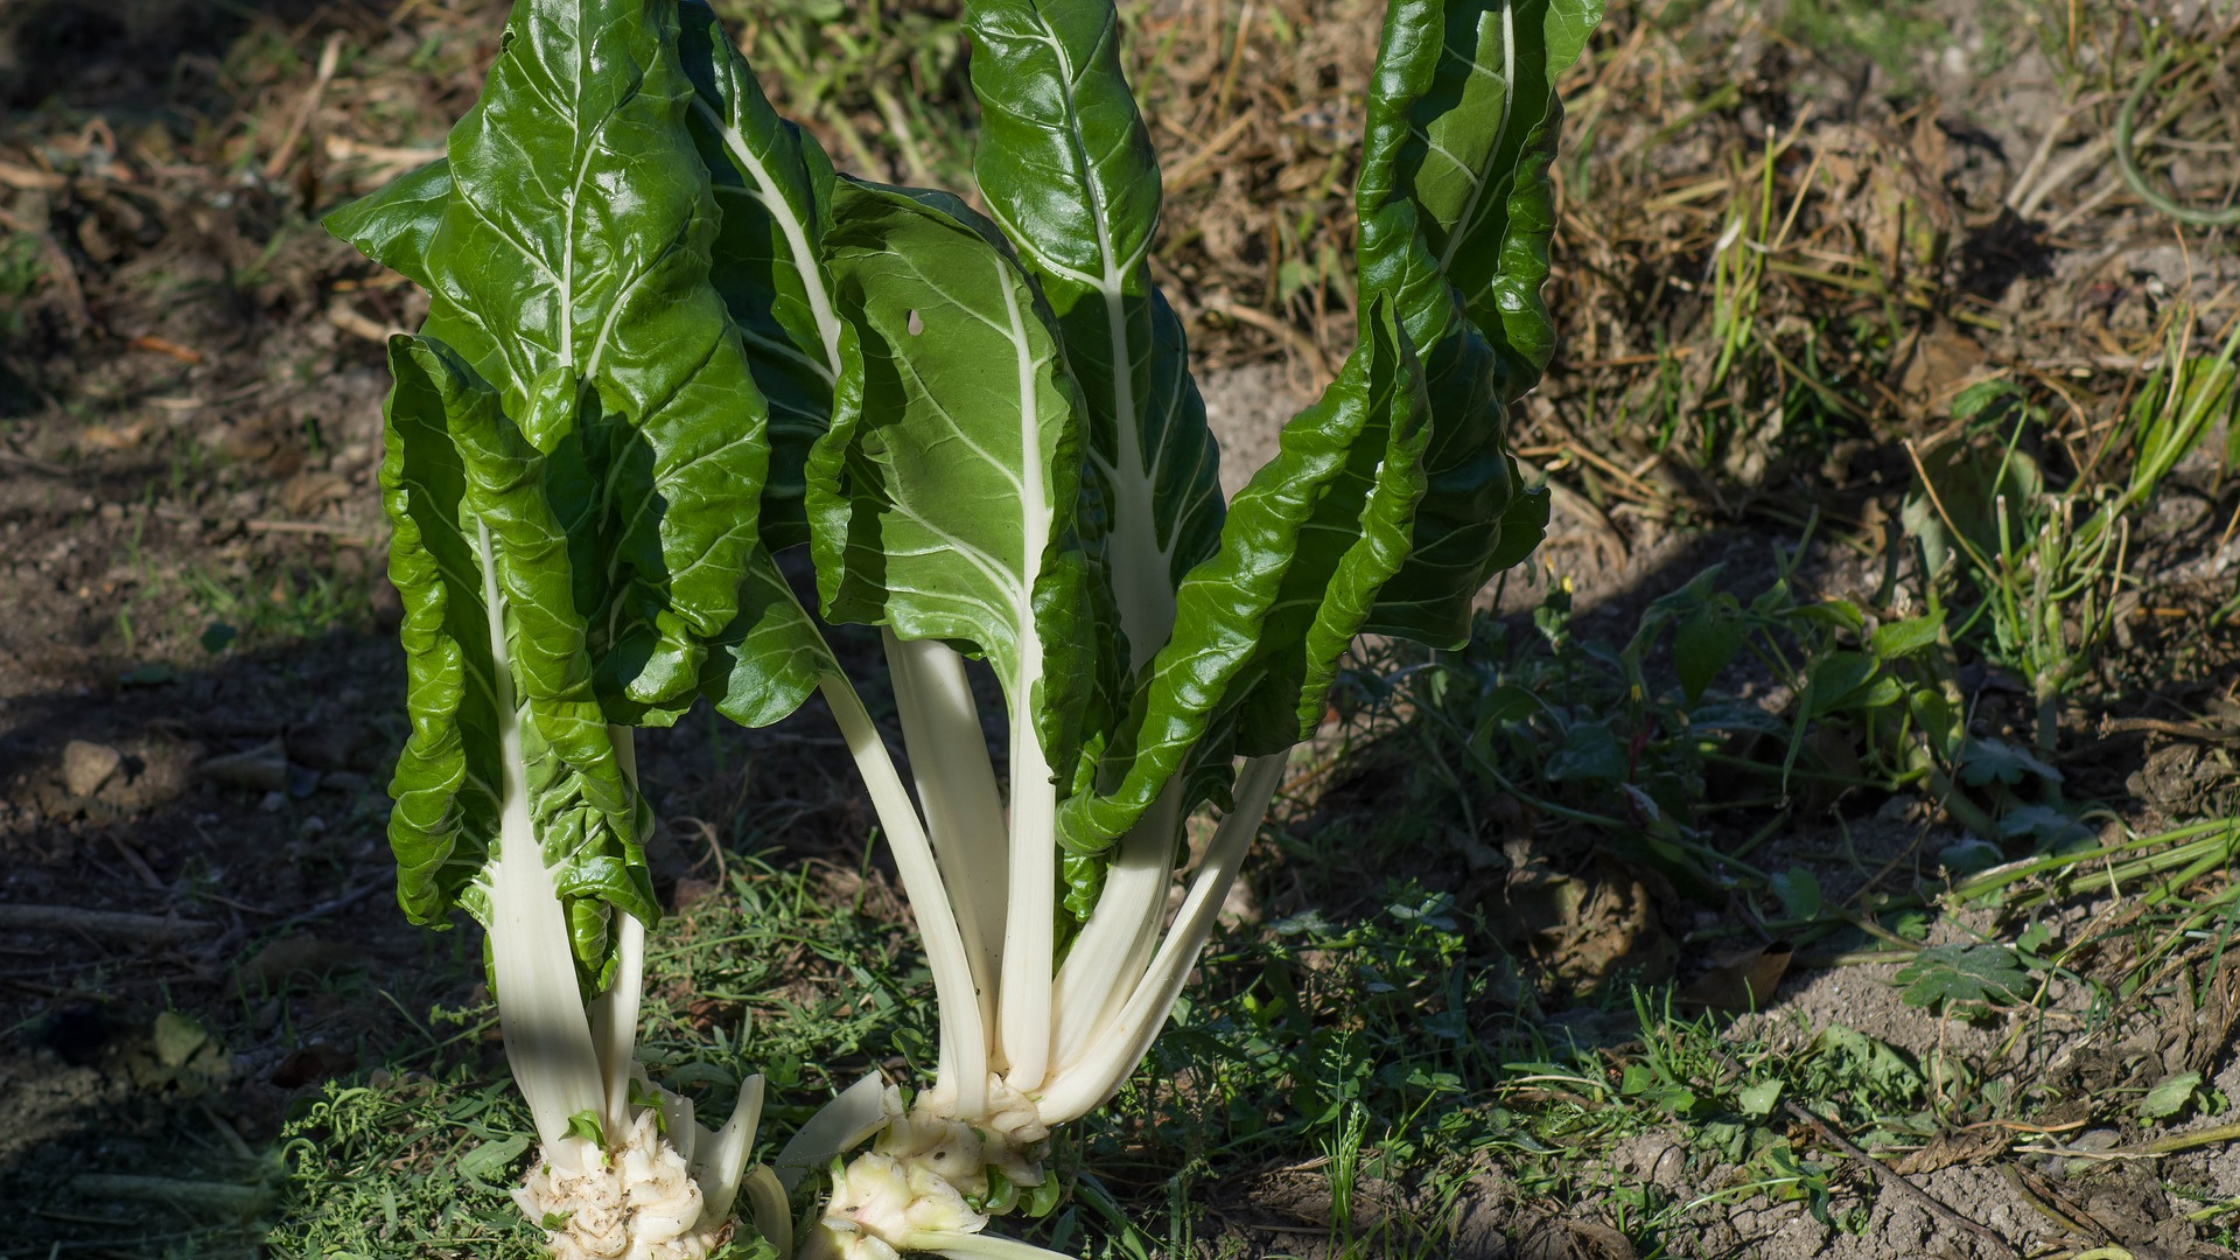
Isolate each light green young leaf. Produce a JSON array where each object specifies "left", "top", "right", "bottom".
[
  {"left": 1870, "top": 613, "right": 1944, "bottom": 660},
  {"left": 1810, "top": 1025, "right": 1923, "bottom": 1101},
  {"left": 2140, "top": 1071, "right": 2203, "bottom": 1123},
  {"left": 1769, "top": 868, "right": 1821, "bottom": 922},
  {"left": 380, "top": 335, "right": 657, "bottom": 984},
  {"left": 456, "top": 1132, "right": 533, "bottom": 1186},
  {"left": 1900, "top": 438, "right": 2044, "bottom": 581},
  {"left": 1737, "top": 1079, "right": 1784, "bottom": 1118}
]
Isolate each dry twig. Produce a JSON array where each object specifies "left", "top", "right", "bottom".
[{"left": 264, "top": 32, "right": 347, "bottom": 181}]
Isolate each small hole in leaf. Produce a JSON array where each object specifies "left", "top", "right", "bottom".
[{"left": 906, "top": 309, "right": 924, "bottom": 337}]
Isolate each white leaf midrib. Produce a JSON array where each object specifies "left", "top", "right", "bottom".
[
  {"left": 1001, "top": 10, "right": 1176, "bottom": 667},
  {"left": 691, "top": 94, "right": 846, "bottom": 379}
]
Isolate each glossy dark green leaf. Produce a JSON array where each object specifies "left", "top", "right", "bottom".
[
  {"left": 1356, "top": 0, "right": 1600, "bottom": 361},
  {"left": 406, "top": 0, "right": 775, "bottom": 717},
  {"left": 678, "top": 0, "right": 853, "bottom": 552},
  {"left": 381, "top": 337, "right": 503, "bottom": 939},
  {"left": 335, "top": 0, "right": 844, "bottom": 988},
  {"left": 965, "top": 0, "right": 1157, "bottom": 298},
  {"left": 323, "top": 157, "right": 452, "bottom": 289},
  {"left": 963, "top": 0, "right": 1225, "bottom": 678},
  {"left": 1058, "top": 302, "right": 1432, "bottom": 852},
  {"left": 1356, "top": 329, "right": 1538, "bottom": 646},
  {"left": 1349, "top": 0, "right": 1600, "bottom": 645},
  {"left": 698, "top": 549, "right": 834, "bottom": 729}
]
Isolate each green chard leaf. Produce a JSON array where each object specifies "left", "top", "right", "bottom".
[
  {"left": 1046, "top": 0, "right": 1601, "bottom": 851},
  {"left": 1058, "top": 301, "right": 1433, "bottom": 852},
  {"left": 677, "top": 0, "right": 856, "bottom": 552},
  {"left": 1357, "top": 0, "right": 1599, "bottom": 360},
  {"left": 809, "top": 179, "right": 1099, "bottom": 772},
  {"left": 962, "top": 0, "right": 1226, "bottom": 677},
  {"left": 382, "top": 338, "right": 503, "bottom": 937},
  {"left": 340, "top": 0, "right": 836, "bottom": 984},
  {"left": 324, "top": 1, "right": 855, "bottom": 565},
  {"left": 394, "top": 0, "right": 781, "bottom": 723},
  {"left": 1348, "top": 0, "right": 1602, "bottom": 645},
  {"left": 324, "top": 156, "right": 452, "bottom": 289},
  {"left": 381, "top": 336, "right": 655, "bottom": 985},
  {"left": 962, "top": 0, "right": 1231, "bottom": 918},
  {"left": 1355, "top": 328, "right": 1534, "bottom": 645},
  {"left": 328, "top": 0, "right": 840, "bottom": 734},
  {"left": 698, "top": 547, "right": 837, "bottom": 729}
]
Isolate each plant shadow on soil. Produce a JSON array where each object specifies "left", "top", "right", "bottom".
[{"left": 1, "top": 0, "right": 341, "bottom": 114}]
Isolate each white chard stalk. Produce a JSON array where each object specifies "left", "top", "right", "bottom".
[{"left": 475, "top": 525, "right": 769, "bottom": 1259}]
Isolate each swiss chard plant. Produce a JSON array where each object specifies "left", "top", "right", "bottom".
[{"left": 330, "top": 0, "right": 1598, "bottom": 1255}]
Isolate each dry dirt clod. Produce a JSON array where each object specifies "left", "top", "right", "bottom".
[
  {"left": 277, "top": 470, "right": 348, "bottom": 517},
  {"left": 61, "top": 738, "right": 122, "bottom": 798}
]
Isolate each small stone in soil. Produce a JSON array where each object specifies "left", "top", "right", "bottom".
[{"left": 62, "top": 739, "right": 123, "bottom": 798}]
